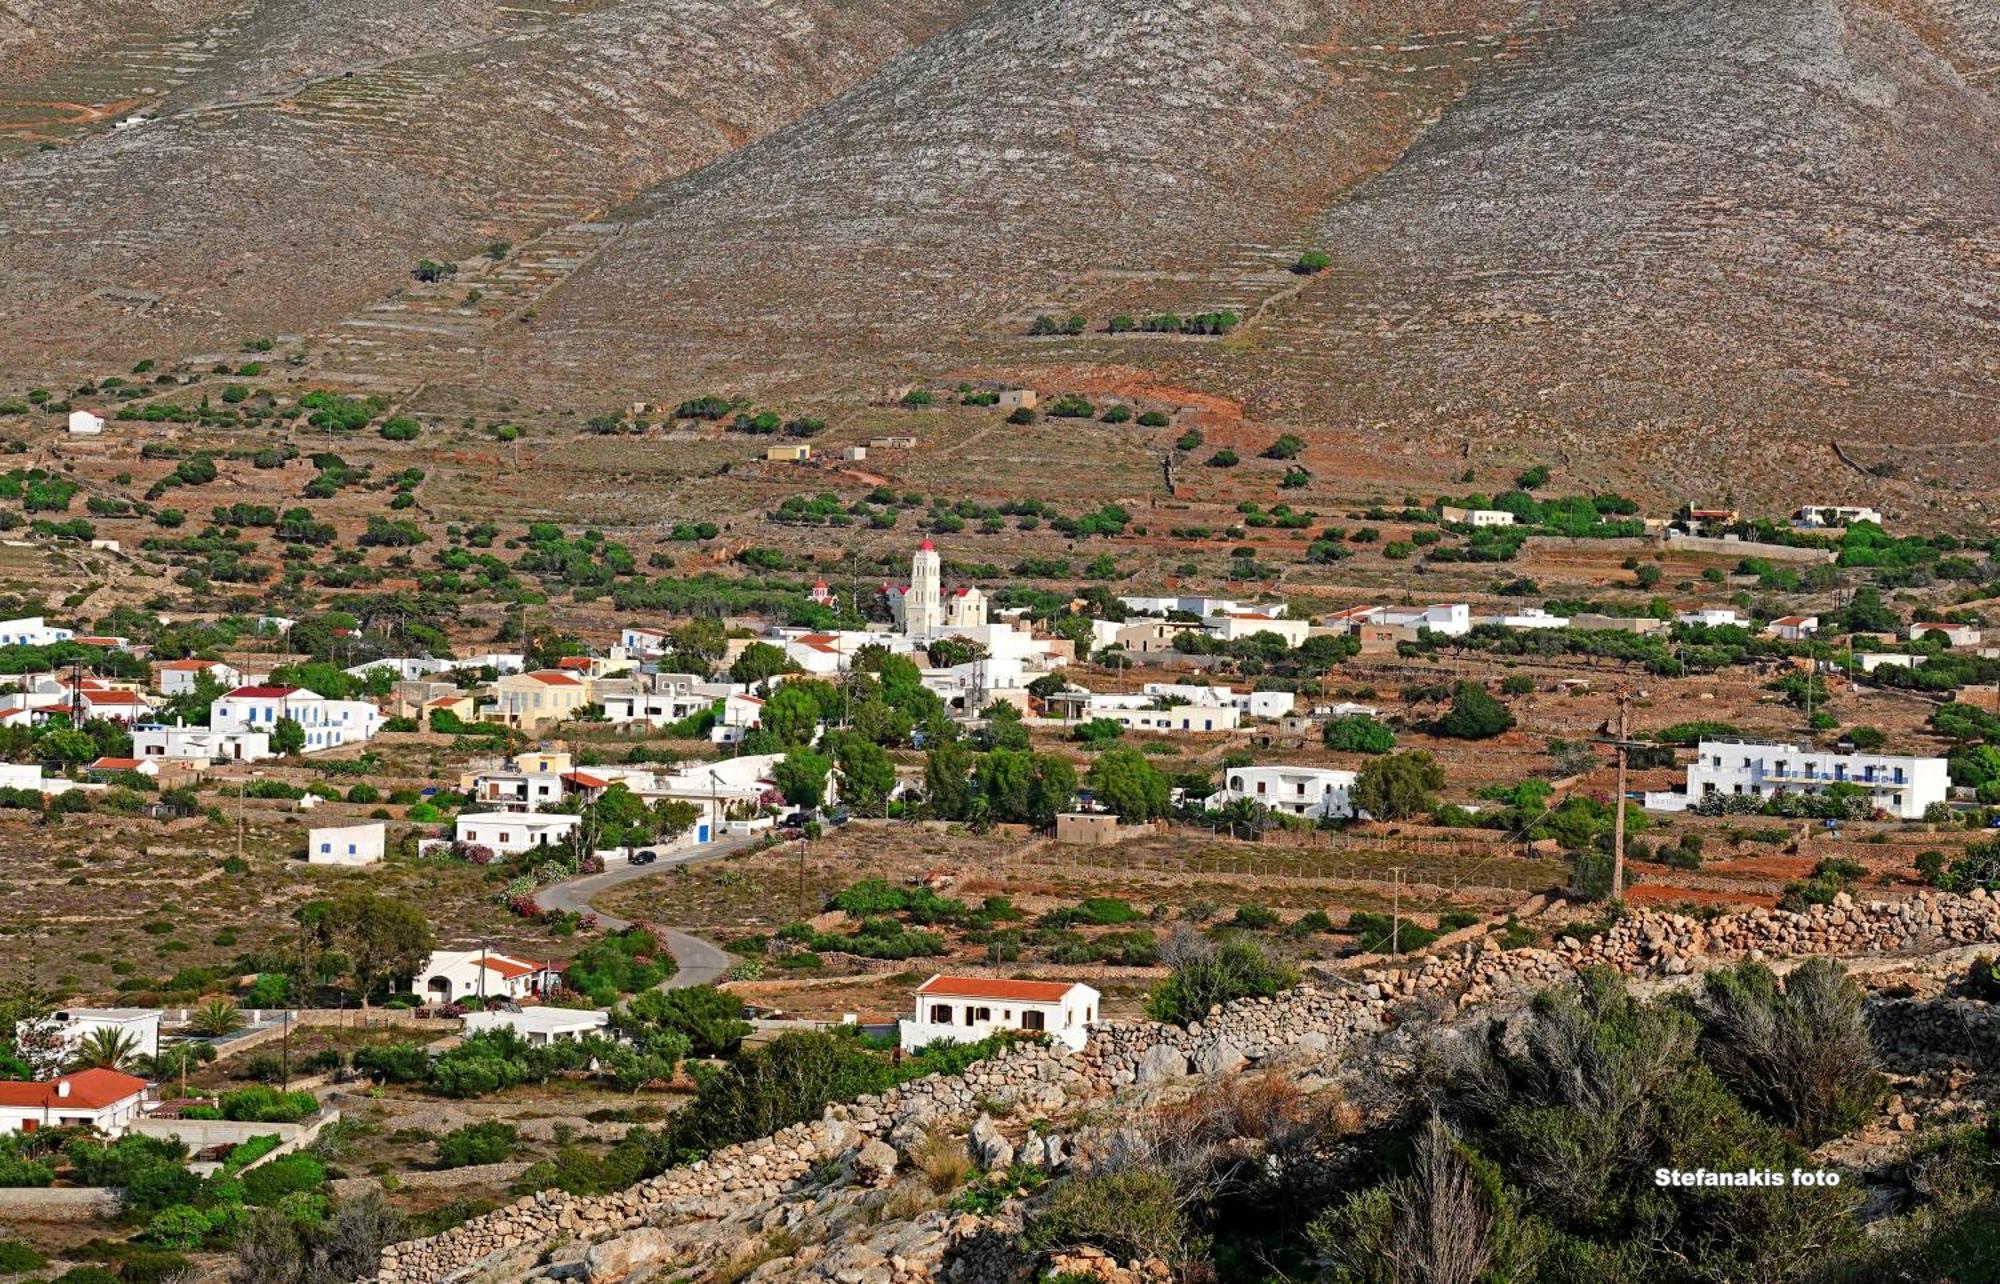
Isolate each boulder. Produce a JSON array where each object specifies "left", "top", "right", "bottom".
[
  {"left": 1134, "top": 1043, "right": 1188, "bottom": 1086},
  {"left": 855, "top": 1138, "right": 900, "bottom": 1187},
  {"left": 969, "top": 1114, "right": 1014, "bottom": 1170},
  {"left": 1193, "top": 1039, "right": 1247, "bottom": 1076},
  {"left": 582, "top": 1227, "right": 673, "bottom": 1282}
]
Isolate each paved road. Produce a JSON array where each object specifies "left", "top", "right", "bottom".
[{"left": 538, "top": 834, "right": 759, "bottom": 990}]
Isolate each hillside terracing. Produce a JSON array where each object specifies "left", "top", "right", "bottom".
[{"left": 370, "top": 887, "right": 2000, "bottom": 1283}]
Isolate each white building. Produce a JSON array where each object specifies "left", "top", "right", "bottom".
[
  {"left": 132, "top": 724, "right": 271, "bottom": 764},
  {"left": 34, "top": 1009, "right": 163, "bottom": 1064},
  {"left": 1206, "top": 765, "right": 1358, "bottom": 820},
  {"left": 1793, "top": 505, "right": 1882, "bottom": 529},
  {"left": 886, "top": 539, "right": 987, "bottom": 638},
  {"left": 0, "top": 617, "right": 74, "bottom": 647},
  {"left": 899, "top": 975, "right": 1099, "bottom": 1053},
  {"left": 209, "top": 686, "right": 382, "bottom": 752},
  {"left": 414, "top": 950, "right": 562, "bottom": 1005},
  {"left": 0, "top": 1069, "right": 151, "bottom": 1135},
  {"left": 1118, "top": 595, "right": 1252, "bottom": 619},
  {"left": 67, "top": 410, "right": 106, "bottom": 436},
  {"left": 1204, "top": 613, "right": 1311, "bottom": 646},
  {"left": 1857, "top": 653, "right": 1919, "bottom": 674},
  {"left": 154, "top": 660, "right": 247, "bottom": 696},
  {"left": 453, "top": 811, "right": 580, "bottom": 855},
  {"left": 1676, "top": 608, "right": 1744, "bottom": 629},
  {"left": 1765, "top": 615, "right": 1819, "bottom": 642},
  {"left": 1075, "top": 694, "right": 1240, "bottom": 734},
  {"left": 620, "top": 626, "right": 671, "bottom": 657},
  {"left": 344, "top": 657, "right": 449, "bottom": 682},
  {"left": 308, "top": 822, "right": 385, "bottom": 866},
  {"left": 1380, "top": 604, "right": 1472, "bottom": 637},
  {"left": 599, "top": 676, "right": 717, "bottom": 728},
  {"left": 1647, "top": 739, "right": 1949, "bottom": 821},
  {"left": 461, "top": 1008, "right": 609, "bottom": 1045},
  {"left": 1140, "top": 682, "right": 1294, "bottom": 720},
  {"left": 1909, "top": 622, "right": 1982, "bottom": 648},
  {"left": 1439, "top": 506, "right": 1515, "bottom": 527},
  {"left": 1476, "top": 608, "right": 1570, "bottom": 631}
]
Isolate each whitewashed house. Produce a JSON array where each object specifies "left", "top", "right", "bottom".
[
  {"left": 132, "top": 724, "right": 271, "bottom": 764},
  {"left": 35, "top": 1008, "right": 163, "bottom": 1063},
  {"left": 453, "top": 811, "right": 580, "bottom": 855},
  {"left": 1764, "top": 615, "right": 1819, "bottom": 642},
  {"left": 620, "top": 626, "right": 671, "bottom": 657},
  {"left": 209, "top": 685, "right": 382, "bottom": 751},
  {"left": 1075, "top": 693, "right": 1241, "bottom": 733},
  {"left": 414, "top": 950, "right": 562, "bottom": 1005},
  {"left": 1647, "top": 740, "right": 1949, "bottom": 821},
  {"left": 1141, "top": 682, "right": 1294, "bottom": 720},
  {"left": 1909, "top": 622, "right": 1982, "bottom": 648},
  {"left": 899, "top": 975, "right": 1099, "bottom": 1053},
  {"left": 1676, "top": 608, "right": 1744, "bottom": 628},
  {"left": 0, "top": 617, "right": 74, "bottom": 647},
  {"left": 154, "top": 659, "right": 247, "bottom": 696},
  {"left": 67, "top": 410, "right": 106, "bottom": 436},
  {"left": 1793, "top": 505, "right": 1882, "bottom": 529},
  {"left": 308, "top": 822, "right": 385, "bottom": 866},
  {"left": 461, "top": 1008, "right": 609, "bottom": 1045},
  {"left": 1204, "top": 613, "right": 1311, "bottom": 646},
  {"left": 1207, "top": 765, "right": 1358, "bottom": 820},
  {"left": 0, "top": 1069, "right": 151, "bottom": 1135}
]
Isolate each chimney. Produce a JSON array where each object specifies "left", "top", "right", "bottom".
[{"left": 55, "top": 1078, "right": 71, "bottom": 1099}]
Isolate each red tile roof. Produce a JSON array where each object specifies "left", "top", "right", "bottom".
[
  {"left": 477, "top": 956, "right": 540, "bottom": 980},
  {"left": 88, "top": 757, "right": 142, "bottom": 770},
  {"left": 157, "top": 659, "right": 219, "bottom": 670},
  {"left": 555, "top": 657, "right": 593, "bottom": 670},
  {"left": 0, "top": 1069, "right": 148, "bottom": 1111},
  {"left": 916, "top": 975, "right": 1081, "bottom": 1003},
  {"left": 562, "top": 772, "right": 613, "bottom": 790},
  {"left": 84, "top": 690, "right": 147, "bottom": 705},
  {"left": 525, "top": 672, "right": 581, "bottom": 686},
  {"left": 227, "top": 685, "right": 301, "bottom": 699}
]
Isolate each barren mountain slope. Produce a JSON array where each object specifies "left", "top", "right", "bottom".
[
  {"left": 1171, "top": 0, "right": 2000, "bottom": 512},
  {"left": 496, "top": 0, "right": 1609, "bottom": 398},
  {"left": 0, "top": 0, "right": 986, "bottom": 376},
  {"left": 0, "top": 0, "right": 231, "bottom": 77}
]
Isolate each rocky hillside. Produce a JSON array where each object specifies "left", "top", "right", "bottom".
[{"left": 0, "top": 0, "right": 985, "bottom": 372}]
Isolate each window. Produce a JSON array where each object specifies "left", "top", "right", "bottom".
[
  {"left": 1021, "top": 1009, "right": 1045, "bottom": 1031},
  {"left": 973, "top": 1007, "right": 991, "bottom": 1022},
  {"left": 930, "top": 1004, "right": 953, "bottom": 1024}
]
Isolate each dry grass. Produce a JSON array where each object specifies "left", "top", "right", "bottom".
[{"left": 910, "top": 1129, "right": 974, "bottom": 1194}]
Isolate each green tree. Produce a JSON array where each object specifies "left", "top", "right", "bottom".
[
  {"left": 1145, "top": 936, "right": 1295, "bottom": 1026},
  {"left": 729, "top": 642, "right": 797, "bottom": 687},
  {"left": 1352, "top": 751, "right": 1444, "bottom": 820},
  {"left": 1434, "top": 681, "right": 1516, "bottom": 740},
  {"left": 304, "top": 893, "right": 434, "bottom": 1009},
  {"left": 270, "top": 717, "right": 307, "bottom": 756},
  {"left": 1323, "top": 715, "right": 1395, "bottom": 754},
  {"left": 832, "top": 736, "right": 896, "bottom": 816},
  {"left": 1089, "top": 747, "right": 1170, "bottom": 822},
  {"left": 923, "top": 739, "right": 975, "bottom": 820},
  {"left": 774, "top": 749, "right": 831, "bottom": 810},
  {"left": 617, "top": 985, "right": 751, "bottom": 1059},
  {"left": 760, "top": 684, "right": 823, "bottom": 746}
]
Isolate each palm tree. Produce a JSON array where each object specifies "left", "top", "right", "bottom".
[
  {"left": 139, "top": 1041, "right": 216, "bottom": 1082},
  {"left": 189, "top": 998, "right": 245, "bottom": 1037},
  {"left": 66, "top": 1026, "right": 141, "bottom": 1072}
]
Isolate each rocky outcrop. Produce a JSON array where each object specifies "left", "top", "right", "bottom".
[{"left": 370, "top": 889, "right": 2000, "bottom": 1283}]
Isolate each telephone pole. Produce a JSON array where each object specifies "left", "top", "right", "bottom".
[
  {"left": 1612, "top": 692, "right": 1631, "bottom": 903},
  {"left": 1390, "top": 866, "right": 1403, "bottom": 954}
]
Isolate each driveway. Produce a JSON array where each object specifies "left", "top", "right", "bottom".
[{"left": 537, "top": 833, "right": 760, "bottom": 989}]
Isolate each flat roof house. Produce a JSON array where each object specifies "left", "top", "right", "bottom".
[
  {"left": 1208, "top": 765, "right": 1358, "bottom": 820},
  {"left": 30, "top": 1008, "right": 163, "bottom": 1063},
  {"left": 900, "top": 975, "right": 1099, "bottom": 1053},
  {"left": 308, "top": 822, "right": 386, "bottom": 866},
  {"left": 454, "top": 810, "right": 580, "bottom": 855},
  {"left": 1648, "top": 739, "right": 1949, "bottom": 821},
  {"left": 461, "top": 1008, "right": 609, "bottom": 1045}
]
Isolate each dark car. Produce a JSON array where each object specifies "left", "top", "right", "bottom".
[
  {"left": 630, "top": 849, "right": 659, "bottom": 865},
  {"left": 780, "top": 812, "right": 813, "bottom": 828},
  {"left": 825, "top": 807, "right": 851, "bottom": 826}
]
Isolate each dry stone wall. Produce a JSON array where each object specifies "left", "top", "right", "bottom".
[{"left": 370, "top": 889, "right": 2000, "bottom": 1283}]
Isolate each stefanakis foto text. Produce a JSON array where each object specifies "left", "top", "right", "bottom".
[{"left": 1655, "top": 1169, "right": 1842, "bottom": 1188}]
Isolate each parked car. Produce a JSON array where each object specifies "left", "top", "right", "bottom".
[
  {"left": 779, "top": 811, "right": 813, "bottom": 828},
  {"left": 825, "top": 807, "right": 851, "bottom": 826},
  {"left": 631, "top": 849, "right": 659, "bottom": 865}
]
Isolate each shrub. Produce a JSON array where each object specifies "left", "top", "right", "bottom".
[
  {"left": 1323, "top": 715, "right": 1394, "bottom": 754},
  {"left": 0, "top": 1239, "right": 45, "bottom": 1271},
  {"left": 1698, "top": 958, "right": 1885, "bottom": 1145},
  {"left": 1231, "top": 904, "right": 1279, "bottom": 931},
  {"left": 436, "top": 1122, "right": 517, "bottom": 1169},
  {"left": 1146, "top": 936, "right": 1296, "bottom": 1027},
  {"left": 1025, "top": 1166, "right": 1194, "bottom": 1266},
  {"left": 1204, "top": 449, "right": 1239, "bottom": 468},
  {"left": 1434, "top": 680, "right": 1516, "bottom": 740},
  {"left": 669, "top": 1033, "right": 893, "bottom": 1156}
]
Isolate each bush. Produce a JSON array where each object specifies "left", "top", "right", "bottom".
[
  {"left": 1698, "top": 958, "right": 1885, "bottom": 1145},
  {"left": 669, "top": 1032, "right": 894, "bottom": 1156},
  {"left": 0, "top": 1239, "right": 45, "bottom": 1271},
  {"left": 436, "top": 1122, "right": 517, "bottom": 1169},
  {"left": 1146, "top": 936, "right": 1295, "bottom": 1027},
  {"left": 1323, "top": 715, "right": 1394, "bottom": 754},
  {"left": 1434, "top": 680, "right": 1516, "bottom": 740},
  {"left": 1231, "top": 904, "right": 1279, "bottom": 931},
  {"left": 1025, "top": 1166, "right": 1193, "bottom": 1266},
  {"left": 217, "top": 1085, "right": 318, "bottom": 1123}
]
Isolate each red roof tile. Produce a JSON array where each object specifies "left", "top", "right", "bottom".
[
  {"left": 916, "top": 975, "right": 1081, "bottom": 1002},
  {"left": 227, "top": 685, "right": 302, "bottom": 699},
  {"left": 526, "top": 672, "right": 581, "bottom": 686},
  {"left": 0, "top": 1069, "right": 148, "bottom": 1111}
]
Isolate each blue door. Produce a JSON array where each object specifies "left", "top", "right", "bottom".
[{"left": 696, "top": 823, "right": 710, "bottom": 844}]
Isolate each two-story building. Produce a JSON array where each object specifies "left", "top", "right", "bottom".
[
  {"left": 480, "top": 671, "right": 591, "bottom": 732},
  {"left": 209, "top": 686, "right": 382, "bottom": 752},
  {"left": 1206, "top": 765, "right": 1358, "bottom": 820},
  {"left": 1649, "top": 740, "right": 1949, "bottom": 820}
]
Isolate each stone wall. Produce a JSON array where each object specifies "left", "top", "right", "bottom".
[
  {"left": 0, "top": 1185, "right": 123, "bottom": 1220},
  {"left": 369, "top": 889, "right": 2000, "bottom": 1284}
]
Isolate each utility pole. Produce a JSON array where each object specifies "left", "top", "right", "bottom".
[
  {"left": 1390, "top": 866, "right": 1403, "bottom": 954},
  {"left": 1612, "top": 691, "right": 1631, "bottom": 903}
]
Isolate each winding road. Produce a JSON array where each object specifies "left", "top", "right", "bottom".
[{"left": 538, "top": 834, "right": 761, "bottom": 990}]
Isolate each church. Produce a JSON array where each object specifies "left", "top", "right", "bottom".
[{"left": 884, "top": 539, "right": 987, "bottom": 639}]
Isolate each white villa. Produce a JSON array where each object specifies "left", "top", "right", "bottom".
[
  {"left": 209, "top": 686, "right": 383, "bottom": 752},
  {"left": 132, "top": 724, "right": 272, "bottom": 764},
  {"left": 899, "top": 975, "right": 1099, "bottom": 1053},
  {"left": 1647, "top": 740, "right": 1949, "bottom": 821},
  {"left": 0, "top": 617, "right": 74, "bottom": 647},
  {"left": 1207, "top": 765, "right": 1358, "bottom": 820},
  {"left": 67, "top": 410, "right": 106, "bottom": 436},
  {"left": 34, "top": 1008, "right": 163, "bottom": 1063},
  {"left": 308, "top": 822, "right": 385, "bottom": 866},
  {"left": 453, "top": 811, "right": 580, "bottom": 855},
  {"left": 461, "top": 1008, "right": 610, "bottom": 1045},
  {"left": 414, "top": 950, "right": 563, "bottom": 1005}
]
